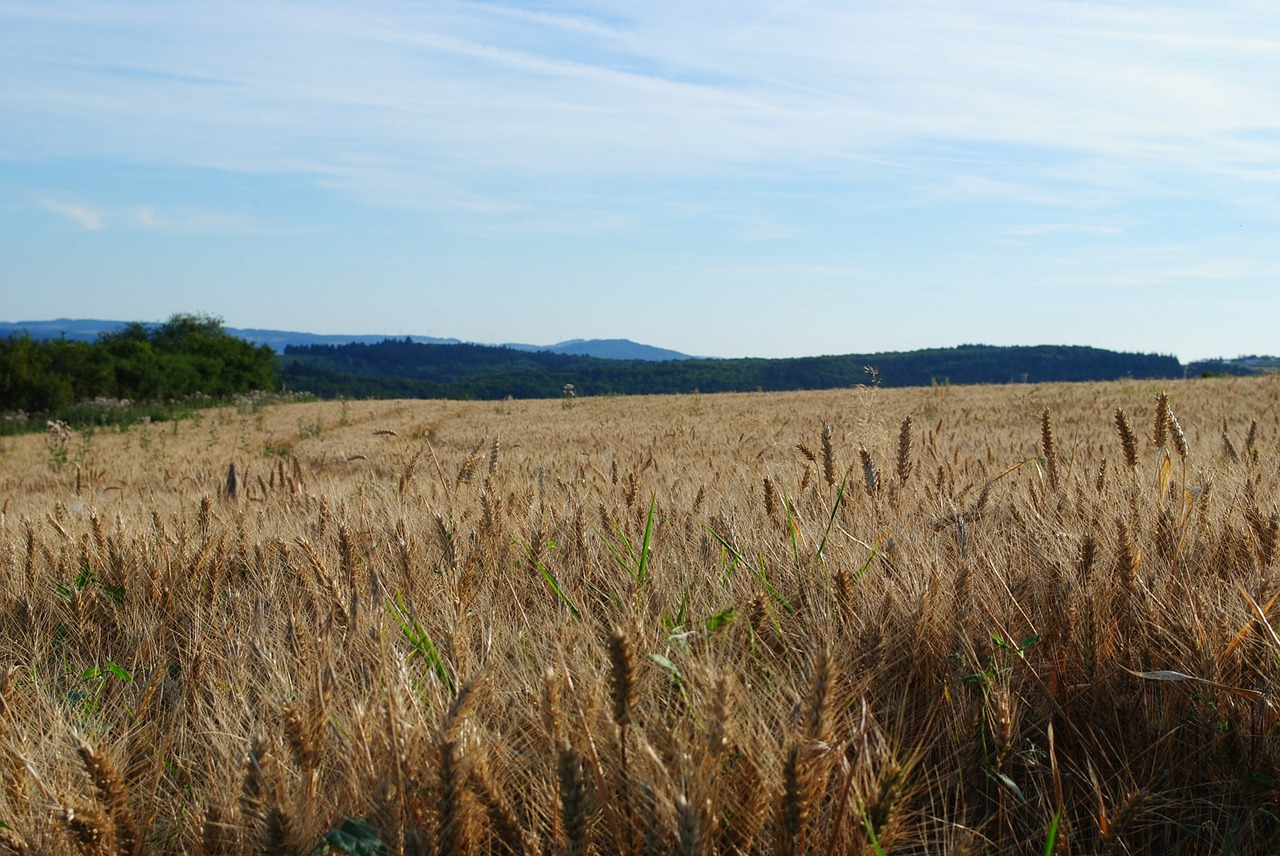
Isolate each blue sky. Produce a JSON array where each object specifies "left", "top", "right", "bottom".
[{"left": 3, "top": 1, "right": 1279, "bottom": 361}]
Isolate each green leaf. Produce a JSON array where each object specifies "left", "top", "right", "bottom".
[
  {"left": 75, "top": 565, "right": 96, "bottom": 589},
  {"left": 323, "top": 817, "right": 389, "bottom": 856},
  {"left": 390, "top": 593, "right": 456, "bottom": 695},
  {"left": 106, "top": 659, "right": 133, "bottom": 682},
  {"left": 649, "top": 652, "right": 680, "bottom": 676},
  {"left": 992, "top": 770, "right": 1024, "bottom": 801},
  {"left": 649, "top": 652, "right": 696, "bottom": 720},
  {"left": 704, "top": 608, "right": 735, "bottom": 633},
  {"left": 1248, "top": 770, "right": 1280, "bottom": 788},
  {"left": 675, "top": 586, "right": 689, "bottom": 631}
]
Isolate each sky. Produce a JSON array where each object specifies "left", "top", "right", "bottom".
[{"left": 3, "top": 1, "right": 1280, "bottom": 362}]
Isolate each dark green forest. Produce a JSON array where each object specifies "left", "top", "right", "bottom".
[
  {"left": 0, "top": 314, "right": 276, "bottom": 416},
  {"left": 278, "top": 340, "right": 1184, "bottom": 399},
  {"left": 1, "top": 317, "right": 1229, "bottom": 430}
]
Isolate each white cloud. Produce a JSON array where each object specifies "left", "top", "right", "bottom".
[
  {"left": 41, "top": 199, "right": 103, "bottom": 230},
  {"left": 995, "top": 222, "right": 1129, "bottom": 242},
  {"left": 35, "top": 196, "right": 291, "bottom": 235},
  {"left": 5, "top": 0, "right": 1280, "bottom": 219},
  {"left": 129, "top": 206, "right": 281, "bottom": 235}
]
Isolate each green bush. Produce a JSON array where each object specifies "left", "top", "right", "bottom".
[{"left": 0, "top": 313, "right": 276, "bottom": 419}]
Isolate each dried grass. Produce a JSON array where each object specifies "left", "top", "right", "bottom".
[{"left": 0, "top": 378, "right": 1278, "bottom": 852}]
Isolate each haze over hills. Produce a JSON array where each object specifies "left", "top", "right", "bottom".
[
  {"left": 0, "top": 319, "right": 695, "bottom": 361},
  {"left": 503, "top": 338, "right": 697, "bottom": 361}
]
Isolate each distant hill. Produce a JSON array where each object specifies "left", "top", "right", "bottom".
[
  {"left": 278, "top": 340, "right": 1185, "bottom": 400},
  {"left": 505, "top": 338, "right": 697, "bottom": 360},
  {"left": 0, "top": 319, "right": 694, "bottom": 361},
  {"left": 14, "top": 318, "right": 1271, "bottom": 402},
  {"left": 1186, "top": 356, "right": 1280, "bottom": 377},
  {"left": 224, "top": 328, "right": 463, "bottom": 351},
  {"left": 0, "top": 318, "right": 136, "bottom": 343}
]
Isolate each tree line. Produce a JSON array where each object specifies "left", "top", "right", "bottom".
[
  {"left": 278, "top": 340, "right": 1184, "bottom": 400},
  {"left": 1, "top": 318, "right": 1194, "bottom": 422},
  {"left": 0, "top": 314, "right": 277, "bottom": 414}
]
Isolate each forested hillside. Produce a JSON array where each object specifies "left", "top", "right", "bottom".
[
  {"left": 0, "top": 319, "right": 1196, "bottom": 426},
  {"left": 279, "top": 340, "right": 1183, "bottom": 399}
]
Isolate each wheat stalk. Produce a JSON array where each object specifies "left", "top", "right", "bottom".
[
  {"left": 896, "top": 415, "right": 913, "bottom": 486},
  {"left": 820, "top": 423, "right": 836, "bottom": 489},
  {"left": 1042, "top": 407, "right": 1060, "bottom": 492},
  {"left": 75, "top": 737, "right": 139, "bottom": 856},
  {"left": 1114, "top": 408, "right": 1139, "bottom": 468}
]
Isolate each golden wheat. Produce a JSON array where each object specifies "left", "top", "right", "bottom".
[{"left": 0, "top": 377, "right": 1276, "bottom": 852}]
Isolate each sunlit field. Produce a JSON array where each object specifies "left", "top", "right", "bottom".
[{"left": 1, "top": 376, "right": 1278, "bottom": 854}]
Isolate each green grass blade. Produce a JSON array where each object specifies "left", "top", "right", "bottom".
[
  {"left": 636, "top": 494, "right": 656, "bottom": 584},
  {"left": 863, "top": 813, "right": 887, "bottom": 856},
  {"left": 704, "top": 524, "right": 743, "bottom": 582},
  {"left": 1042, "top": 810, "right": 1060, "bottom": 856},
  {"left": 528, "top": 548, "right": 581, "bottom": 618},
  {"left": 815, "top": 477, "right": 847, "bottom": 562},
  {"left": 850, "top": 540, "right": 880, "bottom": 585},
  {"left": 595, "top": 523, "right": 635, "bottom": 579},
  {"left": 390, "top": 592, "right": 456, "bottom": 695},
  {"left": 779, "top": 485, "right": 803, "bottom": 568},
  {"left": 593, "top": 495, "right": 655, "bottom": 584},
  {"left": 755, "top": 553, "right": 795, "bottom": 615}
]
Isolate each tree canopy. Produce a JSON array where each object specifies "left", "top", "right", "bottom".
[
  {"left": 0, "top": 313, "right": 277, "bottom": 414},
  {"left": 278, "top": 340, "right": 1183, "bottom": 400}
]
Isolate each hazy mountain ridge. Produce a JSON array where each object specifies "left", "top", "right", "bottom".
[
  {"left": 506, "top": 338, "right": 697, "bottom": 360},
  {"left": 0, "top": 319, "right": 694, "bottom": 361}
]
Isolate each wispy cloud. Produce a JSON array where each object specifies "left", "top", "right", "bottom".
[
  {"left": 6, "top": 0, "right": 1280, "bottom": 220},
  {"left": 712, "top": 262, "right": 867, "bottom": 280},
  {"left": 35, "top": 195, "right": 290, "bottom": 235},
  {"left": 129, "top": 206, "right": 293, "bottom": 236},
  {"left": 41, "top": 198, "right": 103, "bottom": 230},
  {"left": 994, "top": 222, "right": 1129, "bottom": 242}
]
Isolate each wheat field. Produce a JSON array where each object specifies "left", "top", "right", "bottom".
[{"left": 1, "top": 376, "right": 1278, "bottom": 854}]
